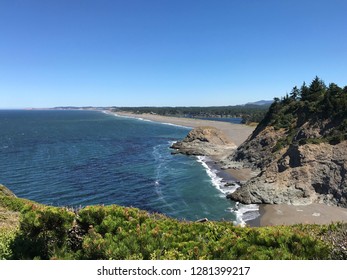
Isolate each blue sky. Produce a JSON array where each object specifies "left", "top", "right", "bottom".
[{"left": 1, "top": 0, "right": 346, "bottom": 108}]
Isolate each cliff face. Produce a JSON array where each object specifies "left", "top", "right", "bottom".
[
  {"left": 227, "top": 78, "right": 347, "bottom": 207},
  {"left": 171, "top": 126, "right": 236, "bottom": 157},
  {"left": 231, "top": 126, "right": 286, "bottom": 170},
  {"left": 229, "top": 141, "right": 347, "bottom": 207}
]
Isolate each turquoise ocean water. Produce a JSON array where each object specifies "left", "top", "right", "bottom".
[{"left": 0, "top": 110, "right": 258, "bottom": 224}]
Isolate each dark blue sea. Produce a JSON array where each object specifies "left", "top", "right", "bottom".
[{"left": 0, "top": 110, "right": 258, "bottom": 224}]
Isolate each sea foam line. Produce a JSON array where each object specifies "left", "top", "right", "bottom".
[
  {"left": 160, "top": 122, "right": 192, "bottom": 129},
  {"left": 196, "top": 156, "right": 225, "bottom": 193},
  {"left": 106, "top": 112, "right": 153, "bottom": 122},
  {"left": 103, "top": 111, "right": 192, "bottom": 129},
  {"left": 196, "top": 156, "right": 259, "bottom": 226}
]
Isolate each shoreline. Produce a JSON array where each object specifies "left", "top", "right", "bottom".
[
  {"left": 112, "top": 111, "right": 262, "bottom": 225},
  {"left": 112, "top": 111, "right": 260, "bottom": 225},
  {"left": 112, "top": 110, "right": 347, "bottom": 227},
  {"left": 114, "top": 111, "right": 254, "bottom": 146},
  {"left": 195, "top": 156, "right": 260, "bottom": 226}
]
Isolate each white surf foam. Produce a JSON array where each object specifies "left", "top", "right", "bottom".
[
  {"left": 160, "top": 122, "right": 192, "bottom": 129},
  {"left": 110, "top": 112, "right": 154, "bottom": 122},
  {"left": 196, "top": 155, "right": 260, "bottom": 226},
  {"left": 104, "top": 111, "right": 191, "bottom": 129},
  {"left": 228, "top": 204, "right": 260, "bottom": 226},
  {"left": 196, "top": 156, "right": 224, "bottom": 191}
]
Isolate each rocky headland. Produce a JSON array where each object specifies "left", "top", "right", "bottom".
[
  {"left": 227, "top": 78, "right": 347, "bottom": 208},
  {"left": 170, "top": 126, "right": 237, "bottom": 158},
  {"left": 170, "top": 116, "right": 347, "bottom": 209},
  {"left": 227, "top": 133, "right": 347, "bottom": 207},
  {"left": 172, "top": 78, "right": 347, "bottom": 209}
]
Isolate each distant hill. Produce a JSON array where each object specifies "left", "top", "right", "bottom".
[{"left": 245, "top": 100, "right": 273, "bottom": 106}]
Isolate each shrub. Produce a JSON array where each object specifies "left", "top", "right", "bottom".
[
  {"left": 11, "top": 205, "right": 74, "bottom": 259},
  {"left": 3, "top": 202, "right": 337, "bottom": 260},
  {"left": 0, "top": 228, "right": 17, "bottom": 259}
]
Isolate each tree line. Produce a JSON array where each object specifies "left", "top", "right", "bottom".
[
  {"left": 258, "top": 76, "right": 347, "bottom": 148},
  {"left": 112, "top": 104, "right": 270, "bottom": 124}
]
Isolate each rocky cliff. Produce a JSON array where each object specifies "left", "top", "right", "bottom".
[
  {"left": 228, "top": 141, "right": 347, "bottom": 207},
  {"left": 227, "top": 78, "right": 347, "bottom": 207},
  {"left": 171, "top": 126, "right": 237, "bottom": 157}
]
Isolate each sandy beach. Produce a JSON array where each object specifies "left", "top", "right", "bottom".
[
  {"left": 115, "top": 111, "right": 254, "bottom": 146},
  {"left": 114, "top": 111, "right": 347, "bottom": 227},
  {"left": 258, "top": 204, "right": 347, "bottom": 226}
]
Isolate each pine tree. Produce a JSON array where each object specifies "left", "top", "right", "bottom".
[
  {"left": 300, "top": 82, "right": 310, "bottom": 101},
  {"left": 307, "top": 76, "right": 326, "bottom": 101},
  {"left": 290, "top": 86, "right": 300, "bottom": 100}
]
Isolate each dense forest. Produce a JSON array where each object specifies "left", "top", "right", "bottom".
[
  {"left": 253, "top": 76, "right": 347, "bottom": 150},
  {"left": 112, "top": 104, "right": 270, "bottom": 124}
]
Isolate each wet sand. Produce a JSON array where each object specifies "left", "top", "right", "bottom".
[
  {"left": 114, "top": 111, "right": 347, "bottom": 227},
  {"left": 258, "top": 203, "right": 347, "bottom": 226},
  {"left": 224, "top": 168, "right": 257, "bottom": 182}
]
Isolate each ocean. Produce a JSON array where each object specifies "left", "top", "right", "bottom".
[{"left": 0, "top": 110, "right": 258, "bottom": 224}]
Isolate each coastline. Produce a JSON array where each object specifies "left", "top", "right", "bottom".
[
  {"left": 114, "top": 111, "right": 254, "bottom": 146},
  {"left": 112, "top": 111, "right": 260, "bottom": 225},
  {"left": 112, "top": 110, "right": 347, "bottom": 227}
]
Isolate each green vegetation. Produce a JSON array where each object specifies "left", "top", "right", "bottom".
[
  {"left": 1, "top": 185, "right": 346, "bottom": 260},
  {"left": 0, "top": 228, "right": 16, "bottom": 260},
  {"left": 112, "top": 104, "right": 269, "bottom": 125},
  {"left": 256, "top": 77, "right": 347, "bottom": 151}
]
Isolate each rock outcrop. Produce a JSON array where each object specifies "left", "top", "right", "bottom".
[
  {"left": 224, "top": 77, "right": 347, "bottom": 207},
  {"left": 171, "top": 126, "right": 237, "bottom": 157},
  {"left": 228, "top": 141, "right": 347, "bottom": 207},
  {"left": 230, "top": 126, "right": 286, "bottom": 170},
  {"left": 170, "top": 78, "right": 347, "bottom": 208}
]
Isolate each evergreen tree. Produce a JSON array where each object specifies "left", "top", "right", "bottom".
[
  {"left": 290, "top": 86, "right": 300, "bottom": 100},
  {"left": 327, "top": 83, "right": 342, "bottom": 97},
  {"left": 307, "top": 76, "right": 326, "bottom": 101},
  {"left": 300, "top": 82, "right": 310, "bottom": 101}
]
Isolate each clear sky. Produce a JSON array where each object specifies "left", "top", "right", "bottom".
[{"left": 1, "top": 0, "right": 346, "bottom": 108}]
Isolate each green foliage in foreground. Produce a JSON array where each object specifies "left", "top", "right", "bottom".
[
  {"left": 0, "top": 228, "right": 16, "bottom": 260},
  {"left": 1, "top": 188, "right": 346, "bottom": 260},
  {"left": 2, "top": 200, "right": 344, "bottom": 260}
]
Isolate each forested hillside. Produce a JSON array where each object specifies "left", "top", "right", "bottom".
[
  {"left": 113, "top": 104, "right": 269, "bottom": 124},
  {"left": 256, "top": 76, "right": 347, "bottom": 150},
  {"left": 229, "top": 77, "right": 347, "bottom": 207}
]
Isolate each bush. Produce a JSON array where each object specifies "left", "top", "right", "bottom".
[
  {"left": 11, "top": 205, "right": 74, "bottom": 259},
  {"left": 0, "top": 228, "right": 17, "bottom": 259},
  {"left": 71, "top": 205, "right": 332, "bottom": 260},
  {"left": 2, "top": 202, "right": 337, "bottom": 260}
]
